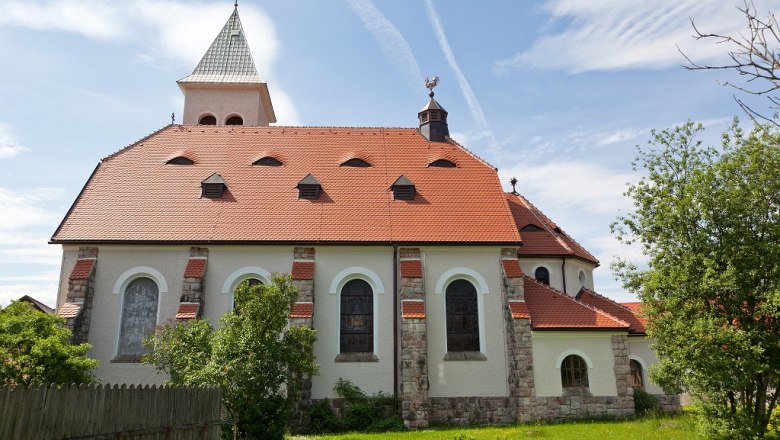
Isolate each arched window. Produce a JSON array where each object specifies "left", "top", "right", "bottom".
[
  {"left": 579, "top": 271, "right": 587, "bottom": 287},
  {"left": 198, "top": 115, "right": 216, "bottom": 125},
  {"left": 561, "top": 354, "right": 589, "bottom": 388},
  {"left": 225, "top": 115, "right": 243, "bottom": 125},
  {"left": 340, "top": 279, "right": 373, "bottom": 353},
  {"left": 630, "top": 359, "right": 644, "bottom": 389},
  {"left": 118, "top": 277, "right": 159, "bottom": 357},
  {"left": 445, "top": 279, "right": 480, "bottom": 352},
  {"left": 535, "top": 266, "right": 550, "bottom": 285}
]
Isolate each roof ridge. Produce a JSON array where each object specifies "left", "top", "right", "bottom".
[
  {"left": 445, "top": 136, "right": 497, "bottom": 171},
  {"left": 181, "top": 124, "right": 422, "bottom": 130},
  {"left": 104, "top": 124, "right": 176, "bottom": 161},
  {"left": 523, "top": 275, "right": 630, "bottom": 329},
  {"left": 579, "top": 287, "right": 639, "bottom": 315}
]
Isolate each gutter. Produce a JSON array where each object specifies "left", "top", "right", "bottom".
[{"left": 561, "top": 258, "right": 567, "bottom": 295}]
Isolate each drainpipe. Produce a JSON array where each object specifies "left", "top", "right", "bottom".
[
  {"left": 392, "top": 243, "right": 399, "bottom": 398},
  {"left": 561, "top": 258, "right": 567, "bottom": 295}
]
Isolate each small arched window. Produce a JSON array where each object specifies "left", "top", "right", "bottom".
[
  {"left": 253, "top": 156, "right": 283, "bottom": 167},
  {"left": 225, "top": 115, "right": 244, "bottom": 126},
  {"left": 521, "top": 224, "right": 543, "bottom": 232},
  {"left": 630, "top": 359, "right": 644, "bottom": 389},
  {"left": 445, "top": 279, "right": 480, "bottom": 352},
  {"left": 118, "top": 277, "right": 159, "bottom": 358},
  {"left": 579, "top": 271, "right": 587, "bottom": 287},
  {"left": 340, "top": 279, "right": 373, "bottom": 353},
  {"left": 561, "top": 354, "right": 589, "bottom": 388},
  {"left": 340, "top": 158, "right": 372, "bottom": 167},
  {"left": 429, "top": 159, "right": 456, "bottom": 168},
  {"left": 198, "top": 115, "right": 217, "bottom": 125},
  {"left": 535, "top": 267, "right": 550, "bottom": 285}
]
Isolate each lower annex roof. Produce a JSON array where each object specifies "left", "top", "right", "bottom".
[{"left": 52, "top": 125, "right": 521, "bottom": 245}]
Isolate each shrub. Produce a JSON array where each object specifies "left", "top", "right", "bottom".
[
  {"left": 633, "top": 387, "right": 659, "bottom": 416},
  {"left": 307, "top": 378, "right": 404, "bottom": 434}
]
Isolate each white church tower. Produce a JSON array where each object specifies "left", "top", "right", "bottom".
[{"left": 177, "top": 4, "right": 276, "bottom": 126}]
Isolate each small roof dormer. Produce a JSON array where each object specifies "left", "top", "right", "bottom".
[
  {"left": 297, "top": 174, "right": 322, "bottom": 200},
  {"left": 418, "top": 76, "right": 449, "bottom": 142},
  {"left": 391, "top": 175, "right": 416, "bottom": 200},
  {"left": 201, "top": 173, "right": 227, "bottom": 199},
  {"left": 178, "top": 5, "right": 276, "bottom": 127}
]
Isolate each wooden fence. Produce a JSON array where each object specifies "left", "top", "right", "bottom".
[{"left": 0, "top": 383, "right": 223, "bottom": 439}]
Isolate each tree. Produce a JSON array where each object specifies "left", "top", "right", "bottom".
[
  {"left": 682, "top": 1, "right": 780, "bottom": 125},
  {"left": 612, "top": 120, "right": 780, "bottom": 438},
  {"left": 0, "top": 301, "right": 98, "bottom": 386},
  {"left": 144, "top": 274, "right": 318, "bottom": 440}
]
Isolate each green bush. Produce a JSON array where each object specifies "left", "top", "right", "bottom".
[
  {"left": 307, "top": 378, "right": 404, "bottom": 434},
  {"left": 633, "top": 387, "right": 660, "bottom": 416}
]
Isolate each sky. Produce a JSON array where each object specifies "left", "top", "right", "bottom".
[{"left": 0, "top": 0, "right": 777, "bottom": 308}]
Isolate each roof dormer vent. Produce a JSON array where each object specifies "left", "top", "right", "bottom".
[
  {"left": 340, "top": 158, "right": 371, "bottom": 167},
  {"left": 391, "top": 175, "right": 415, "bottom": 200},
  {"left": 201, "top": 173, "right": 227, "bottom": 198},
  {"left": 253, "top": 156, "right": 283, "bottom": 166},
  {"left": 297, "top": 174, "right": 322, "bottom": 200},
  {"left": 428, "top": 159, "right": 456, "bottom": 168},
  {"left": 167, "top": 156, "right": 194, "bottom": 165}
]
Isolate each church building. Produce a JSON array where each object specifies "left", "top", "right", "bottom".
[{"left": 51, "top": 5, "right": 678, "bottom": 427}]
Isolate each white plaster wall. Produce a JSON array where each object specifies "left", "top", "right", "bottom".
[
  {"left": 57, "top": 246, "right": 79, "bottom": 312},
  {"left": 564, "top": 259, "right": 596, "bottom": 294},
  {"left": 86, "top": 245, "right": 190, "bottom": 385},
  {"left": 519, "top": 258, "right": 565, "bottom": 292},
  {"left": 532, "top": 331, "right": 620, "bottom": 397},
  {"left": 202, "top": 246, "right": 294, "bottom": 322},
  {"left": 628, "top": 336, "right": 665, "bottom": 394},
  {"left": 310, "top": 247, "right": 395, "bottom": 399},
  {"left": 182, "top": 87, "right": 269, "bottom": 126},
  {"left": 424, "top": 247, "right": 509, "bottom": 398}
]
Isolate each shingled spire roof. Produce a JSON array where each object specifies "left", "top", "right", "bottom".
[{"left": 178, "top": 7, "right": 262, "bottom": 84}]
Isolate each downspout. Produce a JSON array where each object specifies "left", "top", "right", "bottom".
[
  {"left": 392, "top": 243, "right": 399, "bottom": 398},
  {"left": 561, "top": 258, "right": 567, "bottom": 295}
]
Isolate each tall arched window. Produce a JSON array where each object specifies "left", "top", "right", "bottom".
[
  {"left": 561, "top": 354, "right": 589, "bottom": 388},
  {"left": 118, "top": 277, "right": 159, "bottom": 358},
  {"left": 630, "top": 359, "right": 644, "bottom": 389},
  {"left": 340, "top": 279, "right": 373, "bottom": 353},
  {"left": 233, "top": 278, "right": 263, "bottom": 312},
  {"left": 445, "top": 279, "right": 480, "bottom": 352},
  {"left": 535, "top": 267, "right": 550, "bottom": 285}
]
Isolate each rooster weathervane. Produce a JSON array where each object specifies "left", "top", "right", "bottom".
[{"left": 425, "top": 76, "right": 439, "bottom": 97}]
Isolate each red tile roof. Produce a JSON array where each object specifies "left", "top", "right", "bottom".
[
  {"left": 289, "top": 302, "right": 313, "bottom": 318},
  {"left": 505, "top": 193, "right": 598, "bottom": 265},
  {"left": 52, "top": 126, "right": 521, "bottom": 245},
  {"left": 175, "top": 302, "right": 200, "bottom": 319},
  {"left": 399, "top": 259, "right": 423, "bottom": 278},
  {"left": 576, "top": 289, "right": 646, "bottom": 334},
  {"left": 57, "top": 302, "right": 82, "bottom": 318},
  {"left": 291, "top": 261, "right": 315, "bottom": 280},
  {"left": 401, "top": 300, "right": 426, "bottom": 319},
  {"left": 183, "top": 258, "right": 207, "bottom": 278},
  {"left": 508, "top": 300, "right": 530, "bottom": 319},
  {"left": 523, "top": 277, "right": 629, "bottom": 330},
  {"left": 69, "top": 259, "right": 95, "bottom": 280},
  {"left": 501, "top": 259, "right": 523, "bottom": 278}
]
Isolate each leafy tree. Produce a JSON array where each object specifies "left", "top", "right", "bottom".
[
  {"left": 612, "top": 120, "right": 780, "bottom": 438},
  {"left": 144, "top": 274, "right": 318, "bottom": 440},
  {"left": 0, "top": 301, "right": 98, "bottom": 386}
]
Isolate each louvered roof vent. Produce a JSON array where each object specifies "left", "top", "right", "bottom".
[
  {"left": 296, "top": 174, "right": 322, "bottom": 200},
  {"left": 201, "top": 173, "right": 227, "bottom": 199},
  {"left": 391, "top": 175, "right": 415, "bottom": 200}
]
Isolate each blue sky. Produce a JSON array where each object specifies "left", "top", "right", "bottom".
[{"left": 0, "top": 0, "right": 777, "bottom": 307}]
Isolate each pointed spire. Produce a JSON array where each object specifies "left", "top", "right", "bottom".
[
  {"left": 418, "top": 76, "right": 449, "bottom": 142},
  {"left": 178, "top": 8, "right": 262, "bottom": 84}
]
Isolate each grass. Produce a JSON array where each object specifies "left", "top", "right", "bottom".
[{"left": 288, "top": 411, "right": 703, "bottom": 440}]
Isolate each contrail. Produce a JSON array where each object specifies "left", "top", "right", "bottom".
[
  {"left": 346, "top": 0, "right": 423, "bottom": 90},
  {"left": 424, "top": 0, "right": 499, "bottom": 154}
]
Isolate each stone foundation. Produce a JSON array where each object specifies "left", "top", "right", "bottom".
[
  {"left": 655, "top": 394, "right": 681, "bottom": 413},
  {"left": 525, "top": 395, "right": 635, "bottom": 421},
  {"left": 428, "top": 397, "right": 514, "bottom": 425}
]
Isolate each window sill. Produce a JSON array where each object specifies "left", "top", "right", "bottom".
[
  {"left": 335, "top": 353, "right": 378, "bottom": 363},
  {"left": 562, "top": 386, "right": 592, "bottom": 397},
  {"left": 111, "top": 354, "right": 144, "bottom": 363},
  {"left": 444, "top": 351, "right": 487, "bottom": 361}
]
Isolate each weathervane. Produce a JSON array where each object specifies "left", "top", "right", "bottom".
[
  {"left": 425, "top": 76, "right": 439, "bottom": 98},
  {"left": 171, "top": 112, "right": 175, "bottom": 125},
  {"left": 510, "top": 177, "right": 518, "bottom": 195}
]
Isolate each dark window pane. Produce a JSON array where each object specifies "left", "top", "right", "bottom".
[
  {"left": 446, "top": 279, "right": 479, "bottom": 352},
  {"left": 630, "top": 359, "right": 644, "bottom": 389},
  {"left": 535, "top": 267, "right": 550, "bottom": 285},
  {"left": 118, "top": 277, "right": 159, "bottom": 356},
  {"left": 341, "top": 279, "right": 373, "bottom": 353},
  {"left": 198, "top": 115, "right": 216, "bottom": 125},
  {"left": 561, "top": 355, "right": 589, "bottom": 387},
  {"left": 225, "top": 116, "right": 243, "bottom": 125}
]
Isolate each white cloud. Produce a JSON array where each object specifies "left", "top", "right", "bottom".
[
  {"left": 424, "top": 0, "right": 500, "bottom": 156},
  {"left": 0, "top": 124, "right": 29, "bottom": 159},
  {"left": 596, "top": 128, "right": 644, "bottom": 146},
  {"left": 494, "top": 0, "right": 780, "bottom": 74},
  {"left": 345, "top": 0, "right": 423, "bottom": 90},
  {"left": 0, "top": 1, "right": 297, "bottom": 123},
  {"left": 0, "top": 280, "right": 59, "bottom": 308},
  {"left": 0, "top": 187, "right": 64, "bottom": 231}
]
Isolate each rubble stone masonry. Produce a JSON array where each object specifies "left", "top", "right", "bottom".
[{"left": 399, "top": 248, "right": 429, "bottom": 428}]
